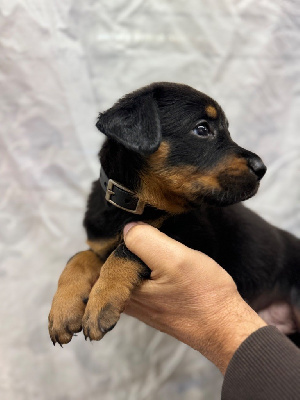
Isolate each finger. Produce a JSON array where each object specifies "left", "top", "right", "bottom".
[{"left": 123, "top": 223, "right": 193, "bottom": 274}]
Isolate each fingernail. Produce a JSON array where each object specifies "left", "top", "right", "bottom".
[
  {"left": 123, "top": 221, "right": 145, "bottom": 237},
  {"left": 123, "top": 222, "right": 138, "bottom": 237}
]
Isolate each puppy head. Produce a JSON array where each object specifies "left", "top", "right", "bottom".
[{"left": 97, "top": 82, "right": 266, "bottom": 213}]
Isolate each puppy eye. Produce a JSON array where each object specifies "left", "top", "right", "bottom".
[{"left": 192, "top": 121, "right": 210, "bottom": 137}]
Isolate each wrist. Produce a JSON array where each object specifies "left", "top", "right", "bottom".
[
  {"left": 169, "top": 293, "right": 266, "bottom": 375},
  {"left": 203, "top": 297, "right": 267, "bottom": 374}
]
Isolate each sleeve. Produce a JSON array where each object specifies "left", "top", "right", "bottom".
[{"left": 221, "top": 325, "right": 300, "bottom": 400}]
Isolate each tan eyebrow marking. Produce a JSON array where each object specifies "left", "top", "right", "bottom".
[{"left": 205, "top": 105, "right": 218, "bottom": 119}]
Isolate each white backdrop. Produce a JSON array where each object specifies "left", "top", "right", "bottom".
[{"left": 1, "top": 1, "right": 300, "bottom": 399}]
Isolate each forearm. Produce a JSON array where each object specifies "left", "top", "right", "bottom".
[{"left": 222, "top": 325, "right": 300, "bottom": 399}]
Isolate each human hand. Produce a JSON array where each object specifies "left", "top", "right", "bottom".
[{"left": 123, "top": 222, "right": 267, "bottom": 374}]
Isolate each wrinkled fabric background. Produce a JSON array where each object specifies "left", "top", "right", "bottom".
[{"left": 1, "top": 1, "right": 300, "bottom": 399}]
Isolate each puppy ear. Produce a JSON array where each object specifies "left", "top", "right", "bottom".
[{"left": 96, "top": 92, "right": 161, "bottom": 155}]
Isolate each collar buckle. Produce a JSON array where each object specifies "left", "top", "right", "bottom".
[{"left": 105, "top": 179, "right": 145, "bottom": 215}]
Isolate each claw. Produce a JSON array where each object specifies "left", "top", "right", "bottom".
[
  {"left": 55, "top": 334, "right": 63, "bottom": 348},
  {"left": 100, "top": 322, "right": 117, "bottom": 334},
  {"left": 83, "top": 326, "right": 91, "bottom": 341}
]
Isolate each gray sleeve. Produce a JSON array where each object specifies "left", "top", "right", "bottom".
[{"left": 222, "top": 326, "right": 300, "bottom": 400}]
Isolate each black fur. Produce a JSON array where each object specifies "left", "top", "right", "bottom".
[
  {"left": 97, "top": 90, "right": 161, "bottom": 155},
  {"left": 114, "top": 243, "right": 151, "bottom": 280},
  {"left": 84, "top": 82, "right": 300, "bottom": 341}
]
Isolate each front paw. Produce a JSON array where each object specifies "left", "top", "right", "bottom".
[
  {"left": 81, "top": 244, "right": 147, "bottom": 341},
  {"left": 82, "top": 297, "right": 123, "bottom": 341},
  {"left": 48, "top": 292, "right": 88, "bottom": 346},
  {"left": 48, "top": 250, "right": 103, "bottom": 345}
]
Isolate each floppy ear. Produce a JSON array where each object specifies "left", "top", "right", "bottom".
[{"left": 96, "top": 92, "right": 161, "bottom": 155}]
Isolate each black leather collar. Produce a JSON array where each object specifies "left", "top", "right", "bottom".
[{"left": 100, "top": 168, "right": 145, "bottom": 215}]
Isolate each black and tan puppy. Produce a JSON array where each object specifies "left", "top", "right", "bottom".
[{"left": 49, "top": 82, "right": 300, "bottom": 345}]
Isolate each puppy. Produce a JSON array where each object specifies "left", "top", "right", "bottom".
[{"left": 49, "top": 82, "right": 300, "bottom": 345}]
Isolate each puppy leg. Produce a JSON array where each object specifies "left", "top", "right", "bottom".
[
  {"left": 48, "top": 250, "right": 102, "bottom": 345},
  {"left": 82, "top": 244, "right": 150, "bottom": 341}
]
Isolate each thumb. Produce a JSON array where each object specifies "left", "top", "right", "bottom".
[{"left": 123, "top": 222, "right": 192, "bottom": 275}]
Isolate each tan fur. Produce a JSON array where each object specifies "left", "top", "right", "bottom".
[
  {"left": 145, "top": 215, "right": 169, "bottom": 229},
  {"left": 87, "top": 236, "right": 121, "bottom": 260},
  {"left": 139, "top": 142, "right": 221, "bottom": 213},
  {"left": 206, "top": 105, "right": 218, "bottom": 119},
  {"left": 48, "top": 250, "right": 103, "bottom": 344},
  {"left": 223, "top": 156, "right": 248, "bottom": 173},
  {"left": 138, "top": 144, "right": 250, "bottom": 214},
  {"left": 82, "top": 251, "right": 145, "bottom": 340}
]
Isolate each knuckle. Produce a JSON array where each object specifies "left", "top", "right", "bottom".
[
  {"left": 171, "top": 248, "right": 190, "bottom": 270},
  {"left": 172, "top": 247, "right": 202, "bottom": 274}
]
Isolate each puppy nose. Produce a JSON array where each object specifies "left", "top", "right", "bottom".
[{"left": 247, "top": 156, "right": 267, "bottom": 181}]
